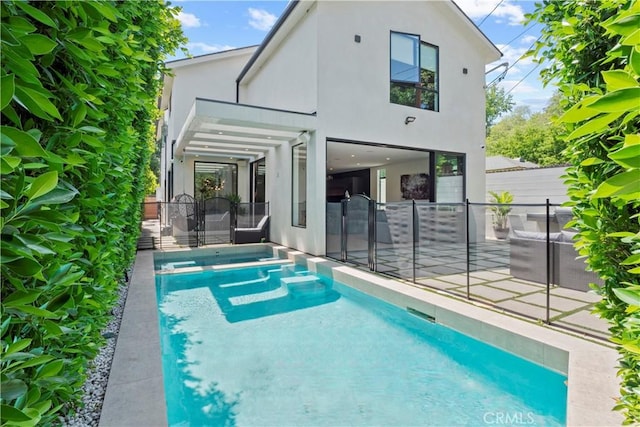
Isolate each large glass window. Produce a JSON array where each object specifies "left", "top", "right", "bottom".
[
  {"left": 251, "top": 158, "right": 266, "bottom": 203},
  {"left": 435, "top": 153, "right": 464, "bottom": 202},
  {"left": 390, "top": 31, "right": 439, "bottom": 111},
  {"left": 292, "top": 142, "right": 307, "bottom": 227},
  {"left": 194, "top": 162, "right": 237, "bottom": 200}
]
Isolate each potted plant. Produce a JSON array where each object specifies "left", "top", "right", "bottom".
[{"left": 488, "top": 190, "right": 513, "bottom": 239}]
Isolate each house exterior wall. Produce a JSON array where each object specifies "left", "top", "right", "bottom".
[
  {"left": 168, "top": 49, "right": 256, "bottom": 143},
  {"left": 162, "top": 49, "right": 256, "bottom": 203},
  {"left": 314, "top": 1, "right": 495, "bottom": 205},
  {"left": 239, "top": 3, "right": 318, "bottom": 113},
  {"left": 160, "top": 1, "right": 499, "bottom": 256}
]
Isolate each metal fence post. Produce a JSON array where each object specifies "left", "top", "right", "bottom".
[
  {"left": 412, "top": 200, "right": 416, "bottom": 284},
  {"left": 545, "top": 198, "right": 551, "bottom": 324},
  {"left": 466, "top": 198, "right": 470, "bottom": 300},
  {"left": 340, "top": 199, "right": 347, "bottom": 262},
  {"left": 368, "top": 199, "right": 376, "bottom": 271}
]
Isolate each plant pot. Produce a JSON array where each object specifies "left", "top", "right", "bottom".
[{"left": 493, "top": 226, "right": 509, "bottom": 240}]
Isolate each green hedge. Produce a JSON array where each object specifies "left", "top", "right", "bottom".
[
  {"left": 0, "top": 1, "right": 185, "bottom": 424},
  {"left": 528, "top": 0, "right": 640, "bottom": 423}
]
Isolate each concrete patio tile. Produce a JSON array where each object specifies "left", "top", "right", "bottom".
[
  {"left": 414, "top": 258, "right": 447, "bottom": 267},
  {"left": 414, "top": 270, "right": 439, "bottom": 280},
  {"left": 100, "top": 376, "right": 166, "bottom": 427},
  {"left": 518, "top": 293, "right": 591, "bottom": 312},
  {"left": 429, "top": 265, "right": 468, "bottom": 276},
  {"left": 489, "top": 280, "right": 545, "bottom": 295},
  {"left": 469, "top": 270, "right": 512, "bottom": 281},
  {"left": 551, "top": 287, "right": 601, "bottom": 303},
  {"left": 496, "top": 299, "right": 561, "bottom": 320},
  {"left": 416, "top": 278, "right": 460, "bottom": 290},
  {"left": 470, "top": 259, "right": 508, "bottom": 269},
  {"left": 435, "top": 274, "right": 485, "bottom": 286},
  {"left": 555, "top": 310, "right": 610, "bottom": 335},
  {"left": 374, "top": 263, "right": 398, "bottom": 273},
  {"left": 469, "top": 284, "right": 519, "bottom": 302}
]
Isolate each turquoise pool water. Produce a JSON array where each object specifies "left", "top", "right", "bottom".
[{"left": 156, "top": 263, "right": 567, "bottom": 426}]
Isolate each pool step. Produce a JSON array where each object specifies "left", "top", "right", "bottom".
[
  {"left": 228, "top": 287, "right": 288, "bottom": 306},
  {"left": 281, "top": 275, "right": 328, "bottom": 296},
  {"left": 164, "top": 260, "right": 196, "bottom": 269},
  {"left": 220, "top": 276, "right": 269, "bottom": 288}
]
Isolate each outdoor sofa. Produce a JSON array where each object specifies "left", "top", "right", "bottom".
[
  {"left": 509, "top": 229, "right": 602, "bottom": 292},
  {"left": 232, "top": 215, "right": 270, "bottom": 244}
]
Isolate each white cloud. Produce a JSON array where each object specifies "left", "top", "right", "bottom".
[
  {"left": 455, "top": 0, "right": 525, "bottom": 26},
  {"left": 521, "top": 35, "right": 537, "bottom": 45},
  {"left": 177, "top": 11, "right": 201, "bottom": 28},
  {"left": 486, "top": 43, "right": 534, "bottom": 77},
  {"left": 248, "top": 8, "right": 277, "bottom": 31},
  {"left": 187, "top": 42, "right": 236, "bottom": 54}
]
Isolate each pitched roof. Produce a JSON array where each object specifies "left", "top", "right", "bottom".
[
  {"left": 237, "top": 0, "right": 502, "bottom": 86},
  {"left": 486, "top": 156, "right": 539, "bottom": 172}
]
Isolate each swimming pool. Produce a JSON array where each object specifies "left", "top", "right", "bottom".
[{"left": 156, "top": 262, "right": 567, "bottom": 426}]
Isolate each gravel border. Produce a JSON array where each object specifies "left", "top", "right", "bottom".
[{"left": 61, "top": 275, "right": 130, "bottom": 427}]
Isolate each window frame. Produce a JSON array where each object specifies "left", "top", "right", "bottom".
[
  {"left": 193, "top": 161, "right": 238, "bottom": 201},
  {"left": 291, "top": 141, "right": 307, "bottom": 228},
  {"left": 390, "top": 31, "right": 440, "bottom": 112}
]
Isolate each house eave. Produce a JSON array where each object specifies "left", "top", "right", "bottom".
[{"left": 173, "top": 98, "right": 316, "bottom": 163}]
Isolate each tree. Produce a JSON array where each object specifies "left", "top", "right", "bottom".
[
  {"left": 528, "top": 0, "right": 640, "bottom": 422},
  {"left": 485, "top": 85, "right": 515, "bottom": 133},
  {"left": 485, "top": 95, "right": 568, "bottom": 166}
]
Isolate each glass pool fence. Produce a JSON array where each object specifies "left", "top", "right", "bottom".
[
  {"left": 139, "top": 197, "right": 269, "bottom": 249},
  {"left": 327, "top": 196, "right": 605, "bottom": 339}
]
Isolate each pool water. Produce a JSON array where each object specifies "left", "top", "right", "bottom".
[{"left": 156, "top": 264, "right": 567, "bottom": 426}]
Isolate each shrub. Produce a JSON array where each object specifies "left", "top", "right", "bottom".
[
  {"left": 528, "top": 0, "right": 639, "bottom": 422},
  {"left": 0, "top": 1, "right": 185, "bottom": 424}
]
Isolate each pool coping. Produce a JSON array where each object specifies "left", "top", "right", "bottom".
[{"left": 99, "top": 244, "right": 622, "bottom": 426}]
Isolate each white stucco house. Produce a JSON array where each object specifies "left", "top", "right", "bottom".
[{"left": 157, "top": 0, "right": 501, "bottom": 256}]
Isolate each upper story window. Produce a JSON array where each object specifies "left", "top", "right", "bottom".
[{"left": 390, "top": 32, "right": 439, "bottom": 111}]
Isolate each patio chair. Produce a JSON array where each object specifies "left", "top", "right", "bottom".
[
  {"left": 508, "top": 214, "right": 525, "bottom": 234},
  {"left": 232, "top": 215, "right": 270, "bottom": 244}
]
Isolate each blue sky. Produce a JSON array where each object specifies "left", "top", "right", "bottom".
[{"left": 171, "top": 0, "right": 555, "bottom": 113}]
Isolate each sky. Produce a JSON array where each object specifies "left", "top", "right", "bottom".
[{"left": 170, "top": 0, "right": 555, "bottom": 114}]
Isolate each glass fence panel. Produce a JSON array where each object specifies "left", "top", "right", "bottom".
[
  {"left": 345, "top": 195, "right": 371, "bottom": 267},
  {"left": 326, "top": 202, "right": 342, "bottom": 261},
  {"left": 413, "top": 202, "right": 466, "bottom": 286},
  {"left": 201, "top": 197, "right": 233, "bottom": 245},
  {"left": 156, "top": 201, "right": 200, "bottom": 248},
  {"left": 468, "top": 202, "right": 571, "bottom": 326},
  {"left": 374, "top": 202, "right": 414, "bottom": 280},
  {"left": 236, "top": 202, "right": 269, "bottom": 228}
]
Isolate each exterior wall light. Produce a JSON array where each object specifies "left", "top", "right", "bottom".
[{"left": 405, "top": 116, "right": 416, "bottom": 124}]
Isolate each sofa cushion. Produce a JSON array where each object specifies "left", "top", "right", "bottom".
[
  {"left": 558, "top": 230, "right": 578, "bottom": 243},
  {"left": 513, "top": 229, "right": 561, "bottom": 241}
]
